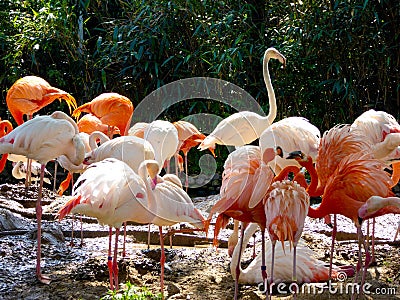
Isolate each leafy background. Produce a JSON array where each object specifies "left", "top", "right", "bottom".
[{"left": 0, "top": 0, "right": 399, "bottom": 183}]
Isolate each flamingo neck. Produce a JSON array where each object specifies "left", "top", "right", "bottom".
[
  {"left": 263, "top": 55, "right": 277, "bottom": 126},
  {"left": 274, "top": 165, "right": 300, "bottom": 182},
  {"left": 298, "top": 156, "right": 320, "bottom": 197},
  {"left": 88, "top": 131, "right": 110, "bottom": 150}
]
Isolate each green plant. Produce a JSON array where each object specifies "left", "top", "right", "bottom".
[{"left": 101, "top": 282, "right": 162, "bottom": 300}]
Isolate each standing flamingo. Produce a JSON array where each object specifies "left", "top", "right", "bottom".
[
  {"left": 72, "top": 92, "right": 133, "bottom": 137},
  {"left": 58, "top": 158, "right": 205, "bottom": 297},
  {"left": 289, "top": 149, "right": 394, "bottom": 297},
  {"left": 6, "top": 76, "right": 77, "bottom": 126},
  {"left": 198, "top": 47, "right": 285, "bottom": 151},
  {"left": 264, "top": 179, "right": 309, "bottom": 298},
  {"left": 0, "top": 111, "right": 85, "bottom": 284},
  {"left": 58, "top": 158, "right": 158, "bottom": 290},
  {"left": 208, "top": 145, "right": 276, "bottom": 299},
  {"left": 0, "top": 119, "right": 13, "bottom": 173}
]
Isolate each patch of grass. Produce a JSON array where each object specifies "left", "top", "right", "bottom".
[{"left": 101, "top": 282, "right": 162, "bottom": 300}]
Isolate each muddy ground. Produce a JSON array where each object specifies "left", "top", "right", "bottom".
[{"left": 0, "top": 183, "right": 399, "bottom": 300}]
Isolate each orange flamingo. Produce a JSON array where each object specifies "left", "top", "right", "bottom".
[
  {"left": 264, "top": 179, "right": 310, "bottom": 292},
  {"left": 77, "top": 113, "right": 120, "bottom": 136},
  {"left": 0, "top": 111, "right": 85, "bottom": 284},
  {"left": 0, "top": 119, "right": 13, "bottom": 173},
  {"left": 208, "top": 145, "right": 276, "bottom": 299},
  {"left": 289, "top": 149, "right": 393, "bottom": 297},
  {"left": 72, "top": 92, "right": 133, "bottom": 137},
  {"left": 6, "top": 75, "right": 77, "bottom": 125}
]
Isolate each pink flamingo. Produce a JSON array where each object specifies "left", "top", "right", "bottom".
[{"left": 0, "top": 111, "right": 85, "bottom": 284}]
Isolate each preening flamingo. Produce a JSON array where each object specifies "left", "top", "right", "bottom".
[
  {"left": 198, "top": 47, "right": 286, "bottom": 151},
  {"left": 230, "top": 222, "right": 354, "bottom": 286},
  {"left": 358, "top": 195, "right": 400, "bottom": 220},
  {"left": 12, "top": 161, "right": 52, "bottom": 185},
  {"left": 77, "top": 113, "right": 120, "bottom": 136},
  {"left": 58, "top": 158, "right": 205, "bottom": 297},
  {"left": 290, "top": 149, "right": 394, "bottom": 296},
  {"left": 72, "top": 92, "right": 134, "bottom": 136},
  {"left": 58, "top": 158, "right": 158, "bottom": 290},
  {"left": 0, "top": 119, "right": 13, "bottom": 173},
  {"left": 264, "top": 179, "right": 310, "bottom": 291},
  {"left": 83, "top": 135, "right": 155, "bottom": 173},
  {"left": 208, "top": 145, "right": 275, "bottom": 300},
  {"left": 259, "top": 116, "right": 320, "bottom": 175},
  {"left": 57, "top": 131, "right": 111, "bottom": 196},
  {"left": 0, "top": 111, "right": 85, "bottom": 284},
  {"left": 6, "top": 75, "right": 77, "bottom": 126}
]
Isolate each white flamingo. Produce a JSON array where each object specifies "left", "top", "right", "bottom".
[
  {"left": 0, "top": 111, "right": 85, "bottom": 284},
  {"left": 198, "top": 47, "right": 285, "bottom": 151}
]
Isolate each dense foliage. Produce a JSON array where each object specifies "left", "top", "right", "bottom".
[{"left": 1, "top": 0, "right": 399, "bottom": 127}]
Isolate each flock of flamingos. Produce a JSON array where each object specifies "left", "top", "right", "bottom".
[{"left": 1, "top": 47, "right": 400, "bottom": 299}]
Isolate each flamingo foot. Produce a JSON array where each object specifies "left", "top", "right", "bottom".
[{"left": 37, "top": 273, "right": 51, "bottom": 285}]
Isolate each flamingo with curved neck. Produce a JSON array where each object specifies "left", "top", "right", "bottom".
[{"left": 198, "top": 47, "right": 285, "bottom": 151}]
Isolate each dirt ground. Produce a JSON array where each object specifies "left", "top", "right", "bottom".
[{"left": 0, "top": 183, "right": 399, "bottom": 300}]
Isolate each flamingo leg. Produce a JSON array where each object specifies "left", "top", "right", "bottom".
[
  {"left": 122, "top": 222, "right": 127, "bottom": 257},
  {"left": 370, "top": 218, "right": 375, "bottom": 265},
  {"left": 80, "top": 215, "right": 84, "bottom": 247},
  {"left": 70, "top": 216, "right": 75, "bottom": 247},
  {"left": 328, "top": 214, "right": 337, "bottom": 279},
  {"left": 394, "top": 221, "right": 400, "bottom": 241},
  {"left": 234, "top": 224, "right": 245, "bottom": 300},
  {"left": 252, "top": 233, "right": 256, "bottom": 259},
  {"left": 36, "top": 164, "right": 51, "bottom": 284},
  {"left": 107, "top": 227, "right": 114, "bottom": 291},
  {"left": 158, "top": 226, "right": 165, "bottom": 298},
  {"left": 113, "top": 227, "right": 120, "bottom": 290},
  {"left": 184, "top": 153, "right": 189, "bottom": 192},
  {"left": 260, "top": 229, "right": 269, "bottom": 298},
  {"left": 270, "top": 240, "right": 276, "bottom": 285},
  {"left": 25, "top": 158, "right": 32, "bottom": 192},
  {"left": 292, "top": 244, "right": 298, "bottom": 299},
  {"left": 53, "top": 160, "right": 58, "bottom": 192},
  {"left": 147, "top": 224, "right": 151, "bottom": 249}
]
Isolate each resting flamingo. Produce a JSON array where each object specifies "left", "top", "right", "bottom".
[
  {"left": 288, "top": 148, "right": 394, "bottom": 298},
  {"left": 208, "top": 145, "right": 275, "bottom": 300},
  {"left": 230, "top": 222, "right": 354, "bottom": 286},
  {"left": 264, "top": 178, "right": 310, "bottom": 294},
  {"left": 12, "top": 161, "right": 52, "bottom": 185},
  {"left": 0, "top": 119, "right": 13, "bottom": 173},
  {"left": 198, "top": 47, "right": 285, "bottom": 151},
  {"left": 0, "top": 111, "right": 85, "bottom": 284},
  {"left": 72, "top": 92, "right": 133, "bottom": 137}
]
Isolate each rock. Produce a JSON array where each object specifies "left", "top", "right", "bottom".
[
  {"left": 0, "top": 208, "right": 31, "bottom": 231},
  {"left": 167, "top": 282, "right": 181, "bottom": 296},
  {"left": 241, "top": 290, "right": 264, "bottom": 300}
]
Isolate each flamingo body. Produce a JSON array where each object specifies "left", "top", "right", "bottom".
[
  {"left": 73, "top": 92, "right": 133, "bottom": 135},
  {"left": 6, "top": 76, "right": 77, "bottom": 125}
]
